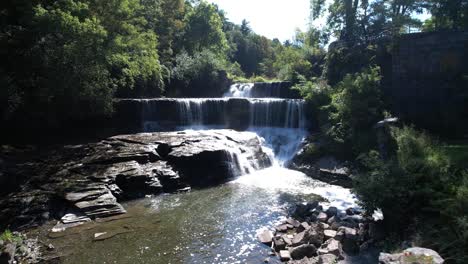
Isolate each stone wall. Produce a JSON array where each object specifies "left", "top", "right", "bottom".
[{"left": 389, "top": 31, "right": 468, "bottom": 136}]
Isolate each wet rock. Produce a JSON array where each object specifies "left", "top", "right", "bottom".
[
  {"left": 258, "top": 230, "right": 274, "bottom": 245},
  {"left": 290, "top": 244, "right": 317, "bottom": 260},
  {"left": 325, "top": 207, "right": 338, "bottom": 218},
  {"left": 279, "top": 250, "right": 292, "bottom": 261},
  {"left": 379, "top": 247, "right": 444, "bottom": 264},
  {"left": 287, "top": 257, "right": 319, "bottom": 264}
]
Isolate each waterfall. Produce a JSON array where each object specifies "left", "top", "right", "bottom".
[
  {"left": 249, "top": 99, "right": 305, "bottom": 129},
  {"left": 136, "top": 82, "right": 308, "bottom": 170}
]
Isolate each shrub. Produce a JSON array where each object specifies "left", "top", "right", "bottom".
[
  {"left": 354, "top": 126, "right": 468, "bottom": 263},
  {"left": 327, "top": 66, "right": 384, "bottom": 157}
]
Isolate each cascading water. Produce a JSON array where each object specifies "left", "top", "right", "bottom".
[
  {"left": 141, "top": 84, "right": 308, "bottom": 167},
  {"left": 224, "top": 83, "right": 254, "bottom": 98}
]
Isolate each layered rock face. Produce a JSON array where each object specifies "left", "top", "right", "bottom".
[{"left": 0, "top": 130, "right": 272, "bottom": 230}]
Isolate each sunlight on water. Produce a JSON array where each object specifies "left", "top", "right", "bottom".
[{"left": 232, "top": 167, "right": 358, "bottom": 210}]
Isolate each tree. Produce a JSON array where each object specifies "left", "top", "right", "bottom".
[
  {"left": 183, "top": 1, "right": 228, "bottom": 55},
  {"left": 424, "top": 0, "right": 468, "bottom": 30},
  {"left": 311, "top": 0, "right": 427, "bottom": 42}
]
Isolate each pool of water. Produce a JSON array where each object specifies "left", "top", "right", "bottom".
[{"left": 35, "top": 167, "right": 357, "bottom": 264}]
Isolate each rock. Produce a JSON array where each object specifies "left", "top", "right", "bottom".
[
  {"left": 0, "top": 243, "right": 16, "bottom": 264},
  {"left": 379, "top": 247, "right": 444, "bottom": 264},
  {"left": 307, "top": 224, "right": 325, "bottom": 246},
  {"left": 292, "top": 230, "right": 309, "bottom": 247},
  {"left": 279, "top": 250, "right": 291, "bottom": 261},
  {"left": 257, "top": 230, "right": 274, "bottom": 245},
  {"left": 0, "top": 130, "right": 272, "bottom": 229},
  {"left": 276, "top": 224, "right": 289, "bottom": 232},
  {"left": 346, "top": 207, "right": 361, "bottom": 216},
  {"left": 327, "top": 216, "right": 338, "bottom": 225},
  {"left": 318, "top": 254, "right": 337, "bottom": 264},
  {"left": 286, "top": 218, "right": 301, "bottom": 228},
  {"left": 306, "top": 201, "right": 319, "bottom": 211},
  {"left": 290, "top": 244, "right": 317, "bottom": 260},
  {"left": 47, "top": 244, "right": 55, "bottom": 251},
  {"left": 336, "top": 227, "right": 359, "bottom": 255},
  {"left": 287, "top": 257, "right": 319, "bottom": 264},
  {"left": 318, "top": 239, "right": 343, "bottom": 259},
  {"left": 319, "top": 223, "right": 329, "bottom": 230},
  {"left": 325, "top": 207, "right": 338, "bottom": 218},
  {"left": 317, "top": 212, "right": 328, "bottom": 222},
  {"left": 273, "top": 237, "right": 286, "bottom": 251},
  {"left": 297, "top": 222, "right": 311, "bottom": 233},
  {"left": 282, "top": 235, "right": 293, "bottom": 246},
  {"left": 323, "top": 230, "right": 337, "bottom": 239}
]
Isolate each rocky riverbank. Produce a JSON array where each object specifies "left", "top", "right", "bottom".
[
  {"left": 0, "top": 130, "right": 272, "bottom": 231},
  {"left": 258, "top": 200, "right": 446, "bottom": 264},
  {"left": 258, "top": 200, "right": 382, "bottom": 263}
]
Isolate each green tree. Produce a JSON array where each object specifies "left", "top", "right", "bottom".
[{"left": 183, "top": 1, "right": 228, "bottom": 55}]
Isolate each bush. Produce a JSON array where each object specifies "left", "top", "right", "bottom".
[
  {"left": 354, "top": 126, "right": 468, "bottom": 263},
  {"left": 327, "top": 66, "right": 384, "bottom": 157}
]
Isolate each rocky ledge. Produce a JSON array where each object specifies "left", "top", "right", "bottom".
[{"left": 0, "top": 130, "right": 272, "bottom": 230}]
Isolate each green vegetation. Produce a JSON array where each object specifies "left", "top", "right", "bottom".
[{"left": 0, "top": 229, "right": 22, "bottom": 244}]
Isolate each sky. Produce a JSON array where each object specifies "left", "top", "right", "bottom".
[
  {"left": 207, "top": 0, "right": 431, "bottom": 42},
  {"left": 207, "top": 0, "right": 311, "bottom": 42}
]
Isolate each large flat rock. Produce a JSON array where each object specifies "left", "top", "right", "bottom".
[{"left": 0, "top": 130, "right": 272, "bottom": 229}]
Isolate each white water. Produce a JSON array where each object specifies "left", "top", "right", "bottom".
[{"left": 224, "top": 83, "right": 254, "bottom": 98}]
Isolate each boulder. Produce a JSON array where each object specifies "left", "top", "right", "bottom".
[
  {"left": 290, "top": 244, "right": 317, "bottom": 260},
  {"left": 286, "top": 218, "right": 301, "bottom": 228},
  {"left": 336, "top": 227, "right": 359, "bottom": 255},
  {"left": 318, "top": 254, "right": 337, "bottom": 264},
  {"left": 323, "top": 230, "right": 337, "bottom": 240},
  {"left": 317, "top": 213, "right": 328, "bottom": 222},
  {"left": 379, "top": 247, "right": 444, "bottom": 264},
  {"left": 318, "top": 238, "right": 343, "bottom": 259},
  {"left": 297, "top": 222, "right": 311, "bottom": 233},
  {"left": 279, "top": 250, "right": 292, "bottom": 261},
  {"left": 257, "top": 230, "right": 274, "bottom": 245},
  {"left": 325, "top": 207, "right": 338, "bottom": 218},
  {"left": 273, "top": 237, "right": 287, "bottom": 251}
]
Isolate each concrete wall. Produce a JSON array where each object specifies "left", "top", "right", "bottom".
[{"left": 389, "top": 31, "right": 468, "bottom": 136}]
